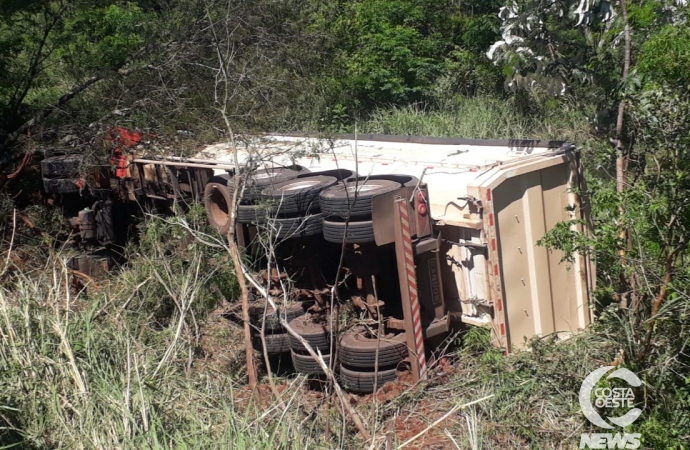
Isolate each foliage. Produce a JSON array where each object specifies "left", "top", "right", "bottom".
[
  {"left": 486, "top": 0, "right": 686, "bottom": 104},
  {"left": 333, "top": 0, "right": 449, "bottom": 108},
  {"left": 535, "top": 16, "right": 690, "bottom": 448},
  {"left": 359, "top": 94, "right": 591, "bottom": 141},
  {"left": 487, "top": 0, "right": 616, "bottom": 97},
  {"left": 0, "top": 251, "right": 312, "bottom": 449},
  {"left": 0, "top": 1, "right": 149, "bottom": 134},
  {"left": 326, "top": 0, "right": 503, "bottom": 118},
  {"left": 637, "top": 23, "right": 690, "bottom": 87}
]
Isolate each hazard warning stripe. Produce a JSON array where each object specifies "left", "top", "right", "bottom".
[{"left": 397, "top": 201, "right": 427, "bottom": 379}]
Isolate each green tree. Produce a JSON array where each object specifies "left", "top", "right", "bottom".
[
  {"left": 514, "top": 3, "right": 690, "bottom": 440},
  {"left": 0, "top": 0, "right": 148, "bottom": 153},
  {"left": 329, "top": 0, "right": 503, "bottom": 116}
]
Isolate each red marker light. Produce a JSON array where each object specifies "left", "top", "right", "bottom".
[{"left": 416, "top": 191, "right": 427, "bottom": 216}]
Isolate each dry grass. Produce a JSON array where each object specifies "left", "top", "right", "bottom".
[{"left": 1, "top": 210, "right": 686, "bottom": 449}]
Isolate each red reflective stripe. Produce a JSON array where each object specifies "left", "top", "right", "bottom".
[
  {"left": 398, "top": 200, "right": 427, "bottom": 379},
  {"left": 491, "top": 239, "right": 496, "bottom": 251},
  {"left": 500, "top": 323, "right": 505, "bottom": 335},
  {"left": 404, "top": 247, "right": 414, "bottom": 259},
  {"left": 486, "top": 189, "right": 492, "bottom": 201},
  {"left": 489, "top": 213, "right": 494, "bottom": 227},
  {"left": 496, "top": 298, "right": 503, "bottom": 312},
  {"left": 494, "top": 264, "right": 499, "bottom": 276}
]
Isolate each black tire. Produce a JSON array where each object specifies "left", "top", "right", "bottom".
[
  {"left": 271, "top": 214, "right": 323, "bottom": 239},
  {"left": 43, "top": 178, "right": 86, "bottom": 195},
  {"left": 250, "top": 302, "right": 306, "bottom": 333},
  {"left": 243, "top": 168, "right": 301, "bottom": 202},
  {"left": 288, "top": 314, "right": 331, "bottom": 354},
  {"left": 339, "top": 365, "right": 398, "bottom": 394},
  {"left": 252, "top": 333, "right": 290, "bottom": 354},
  {"left": 291, "top": 350, "right": 332, "bottom": 375},
  {"left": 41, "top": 154, "right": 83, "bottom": 178},
  {"left": 319, "top": 179, "right": 401, "bottom": 219},
  {"left": 261, "top": 176, "right": 337, "bottom": 215},
  {"left": 236, "top": 204, "right": 273, "bottom": 224},
  {"left": 339, "top": 328, "right": 408, "bottom": 369},
  {"left": 204, "top": 175, "right": 234, "bottom": 235},
  {"left": 322, "top": 219, "right": 375, "bottom": 244}
]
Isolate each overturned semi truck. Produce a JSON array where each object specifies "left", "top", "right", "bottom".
[{"left": 40, "top": 133, "right": 594, "bottom": 393}]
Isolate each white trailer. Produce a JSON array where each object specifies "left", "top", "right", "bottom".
[
  {"left": 180, "top": 134, "right": 595, "bottom": 349},
  {"left": 124, "top": 133, "right": 594, "bottom": 386}
]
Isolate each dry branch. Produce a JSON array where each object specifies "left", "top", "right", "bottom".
[{"left": 240, "top": 264, "right": 373, "bottom": 442}]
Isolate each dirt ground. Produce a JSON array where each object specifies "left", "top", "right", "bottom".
[{"left": 196, "top": 304, "right": 471, "bottom": 449}]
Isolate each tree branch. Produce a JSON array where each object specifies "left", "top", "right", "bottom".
[{"left": 1, "top": 65, "right": 152, "bottom": 153}]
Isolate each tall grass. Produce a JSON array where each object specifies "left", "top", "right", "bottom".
[
  {"left": 0, "top": 222, "right": 333, "bottom": 449},
  {"left": 3, "top": 251, "right": 681, "bottom": 449},
  {"left": 1, "top": 204, "right": 686, "bottom": 448},
  {"left": 359, "top": 96, "right": 592, "bottom": 143}
]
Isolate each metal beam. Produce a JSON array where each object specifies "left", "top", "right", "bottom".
[{"left": 393, "top": 196, "right": 427, "bottom": 382}]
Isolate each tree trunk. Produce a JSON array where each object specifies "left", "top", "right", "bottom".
[
  {"left": 615, "top": 0, "right": 632, "bottom": 309},
  {"left": 639, "top": 248, "right": 675, "bottom": 362},
  {"left": 227, "top": 231, "right": 258, "bottom": 389}
]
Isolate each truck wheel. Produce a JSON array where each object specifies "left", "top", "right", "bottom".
[
  {"left": 288, "top": 314, "right": 331, "bottom": 354},
  {"left": 319, "top": 179, "right": 401, "bottom": 219},
  {"left": 41, "top": 154, "right": 83, "bottom": 178},
  {"left": 236, "top": 204, "right": 273, "bottom": 224},
  {"left": 339, "top": 328, "right": 408, "bottom": 369},
  {"left": 252, "top": 333, "right": 290, "bottom": 354},
  {"left": 243, "top": 168, "right": 303, "bottom": 202},
  {"left": 273, "top": 214, "right": 323, "bottom": 239},
  {"left": 339, "top": 365, "right": 398, "bottom": 394},
  {"left": 261, "top": 176, "right": 337, "bottom": 215},
  {"left": 43, "top": 178, "right": 86, "bottom": 195},
  {"left": 291, "top": 350, "right": 332, "bottom": 375},
  {"left": 250, "top": 302, "right": 306, "bottom": 333},
  {"left": 204, "top": 175, "right": 234, "bottom": 235},
  {"left": 322, "top": 219, "right": 375, "bottom": 244}
]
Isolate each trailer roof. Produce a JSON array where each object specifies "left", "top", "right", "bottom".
[
  {"left": 192, "top": 134, "right": 573, "bottom": 224},
  {"left": 197, "top": 134, "right": 565, "bottom": 169}
]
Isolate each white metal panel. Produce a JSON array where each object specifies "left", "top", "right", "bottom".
[{"left": 194, "top": 135, "right": 560, "bottom": 227}]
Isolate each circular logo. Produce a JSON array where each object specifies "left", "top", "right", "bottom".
[{"left": 579, "top": 366, "right": 643, "bottom": 429}]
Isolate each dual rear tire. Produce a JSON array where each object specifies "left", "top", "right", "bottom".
[
  {"left": 41, "top": 154, "right": 86, "bottom": 195},
  {"left": 320, "top": 179, "right": 401, "bottom": 244},
  {"left": 204, "top": 169, "right": 333, "bottom": 240},
  {"left": 337, "top": 327, "right": 407, "bottom": 393}
]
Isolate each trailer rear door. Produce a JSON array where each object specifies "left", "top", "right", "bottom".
[{"left": 468, "top": 150, "right": 594, "bottom": 350}]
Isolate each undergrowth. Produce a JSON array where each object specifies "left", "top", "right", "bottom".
[
  {"left": 0, "top": 230, "right": 687, "bottom": 448},
  {"left": 0, "top": 214, "right": 307, "bottom": 449}
]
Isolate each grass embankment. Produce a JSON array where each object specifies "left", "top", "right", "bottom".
[
  {"left": 357, "top": 96, "right": 592, "bottom": 143},
  {"left": 0, "top": 233, "right": 615, "bottom": 450},
  {"left": 0, "top": 216, "right": 684, "bottom": 449}
]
